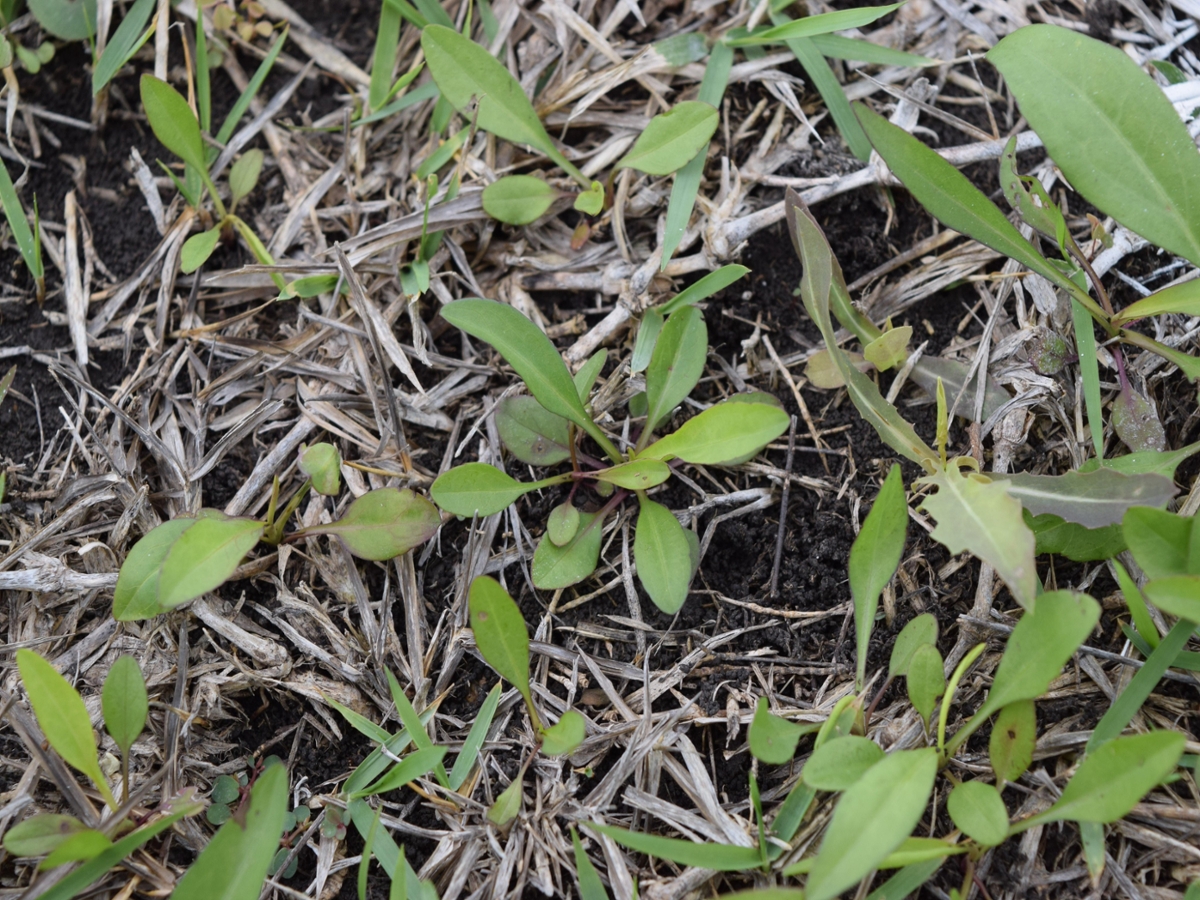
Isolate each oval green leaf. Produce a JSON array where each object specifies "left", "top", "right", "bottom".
[
  {"left": 547, "top": 502, "right": 581, "bottom": 547},
  {"left": 727, "top": 3, "right": 902, "bottom": 46},
  {"left": 299, "top": 442, "right": 342, "bottom": 496},
  {"left": 615, "top": 101, "right": 719, "bottom": 176},
  {"left": 595, "top": 459, "right": 671, "bottom": 491},
  {"left": 947, "top": 781, "right": 1008, "bottom": 847},
  {"left": 29, "top": 0, "right": 98, "bottom": 40},
  {"left": 309, "top": 488, "right": 439, "bottom": 561},
  {"left": 4, "top": 814, "right": 88, "bottom": 857},
  {"left": 112, "top": 518, "right": 193, "bottom": 621},
  {"left": 532, "top": 510, "right": 605, "bottom": 590},
  {"left": 431, "top": 463, "right": 541, "bottom": 518},
  {"left": 482, "top": 176, "right": 557, "bottom": 225},
  {"left": 748, "top": 696, "right": 806, "bottom": 765},
  {"left": 644, "top": 305, "right": 708, "bottom": 433},
  {"left": 158, "top": 512, "right": 263, "bottom": 610},
  {"left": 495, "top": 395, "right": 573, "bottom": 466},
  {"left": 181, "top": 228, "right": 221, "bottom": 275},
  {"left": 1123, "top": 506, "right": 1191, "bottom": 579},
  {"left": 803, "top": 735, "right": 884, "bottom": 791},
  {"left": 139, "top": 76, "right": 207, "bottom": 174},
  {"left": 101, "top": 656, "right": 148, "bottom": 756},
  {"left": 906, "top": 643, "right": 945, "bottom": 727},
  {"left": 633, "top": 497, "right": 693, "bottom": 614},
  {"left": 640, "top": 401, "right": 789, "bottom": 465},
  {"left": 229, "top": 149, "right": 264, "bottom": 207},
  {"left": 468, "top": 576, "right": 531, "bottom": 703},
  {"left": 888, "top": 613, "right": 938, "bottom": 678},
  {"left": 989, "top": 699, "right": 1036, "bottom": 786},
  {"left": 1144, "top": 575, "right": 1200, "bottom": 622},
  {"left": 541, "top": 710, "right": 585, "bottom": 756}
]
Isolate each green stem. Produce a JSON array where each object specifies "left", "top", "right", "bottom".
[
  {"left": 939, "top": 642, "right": 987, "bottom": 760},
  {"left": 229, "top": 214, "right": 286, "bottom": 290}
]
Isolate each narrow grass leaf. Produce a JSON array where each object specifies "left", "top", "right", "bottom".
[
  {"left": 727, "top": 4, "right": 902, "bottom": 45},
  {"left": 495, "top": 396, "right": 572, "bottom": 466},
  {"left": 533, "top": 511, "right": 605, "bottom": 589},
  {"left": 432, "top": 463, "right": 550, "bottom": 517},
  {"left": 748, "top": 696, "right": 807, "bottom": 765},
  {"left": 659, "top": 264, "right": 750, "bottom": 316},
  {"left": 866, "top": 858, "right": 947, "bottom": 900},
  {"left": 306, "top": 488, "right": 439, "bottom": 560},
  {"left": 354, "top": 746, "right": 448, "bottom": 798},
  {"left": 216, "top": 30, "right": 287, "bottom": 146},
  {"left": 995, "top": 469, "right": 1175, "bottom": 528},
  {"left": 0, "top": 160, "right": 41, "bottom": 278},
  {"left": 482, "top": 176, "right": 557, "bottom": 225},
  {"left": 369, "top": 0, "right": 403, "bottom": 112},
  {"left": 571, "top": 828, "right": 610, "bottom": 900},
  {"left": 384, "top": 670, "right": 448, "bottom": 786},
  {"left": 574, "top": 350, "right": 607, "bottom": 401},
  {"left": 644, "top": 305, "right": 708, "bottom": 433},
  {"left": 468, "top": 576, "right": 531, "bottom": 702},
  {"left": 616, "top": 102, "right": 719, "bottom": 175},
  {"left": 639, "top": 401, "right": 789, "bottom": 464},
  {"left": 850, "top": 464, "right": 907, "bottom": 687},
  {"left": 587, "top": 823, "right": 761, "bottom": 870},
  {"left": 808, "top": 33, "right": 935, "bottom": 66},
  {"left": 803, "top": 736, "right": 884, "bottom": 791},
  {"left": 157, "top": 513, "right": 263, "bottom": 610},
  {"left": 634, "top": 497, "right": 693, "bottom": 614},
  {"left": 541, "top": 710, "right": 586, "bottom": 756},
  {"left": 889, "top": 613, "right": 938, "bottom": 678},
  {"left": 783, "top": 33, "right": 872, "bottom": 160},
  {"left": 92, "top": 0, "right": 154, "bottom": 93},
  {"left": 877, "top": 837, "right": 966, "bottom": 869},
  {"left": 101, "top": 656, "right": 147, "bottom": 756},
  {"left": 449, "top": 682, "right": 500, "bottom": 790},
  {"left": 989, "top": 699, "right": 1036, "bottom": 785}
]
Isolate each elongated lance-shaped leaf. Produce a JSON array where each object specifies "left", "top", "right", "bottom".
[
  {"left": 112, "top": 518, "right": 193, "bottom": 621},
  {"left": 850, "top": 464, "right": 907, "bottom": 689},
  {"left": 787, "top": 192, "right": 937, "bottom": 467},
  {"left": 93, "top": 0, "right": 155, "bottom": 94},
  {"left": 1114, "top": 279, "right": 1200, "bottom": 324},
  {"left": 0, "top": 159, "right": 40, "bottom": 280},
  {"left": 421, "top": 26, "right": 587, "bottom": 187},
  {"left": 989, "top": 25, "right": 1200, "bottom": 268},
  {"left": 571, "top": 828, "right": 610, "bottom": 900},
  {"left": 992, "top": 469, "right": 1175, "bottom": 529},
  {"left": 302, "top": 488, "right": 440, "bottom": 561},
  {"left": 157, "top": 513, "right": 264, "bottom": 610},
  {"left": 215, "top": 29, "right": 288, "bottom": 147},
  {"left": 634, "top": 496, "right": 694, "bottom": 614},
  {"left": 643, "top": 304, "right": 708, "bottom": 435},
  {"left": 431, "top": 463, "right": 564, "bottom": 517},
  {"left": 659, "top": 265, "right": 749, "bottom": 316},
  {"left": 468, "top": 576, "right": 532, "bottom": 708},
  {"left": 353, "top": 746, "right": 448, "bottom": 798},
  {"left": 616, "top": 102, "right": 719, "bottom": 175},
  {"left": 779, "top": 31, "right": 872, "bottom": 161},
  {"left": 726, "top": 3, "right": 902, "bottom": 45},
  {"left": 369, "top": 0, "right": 403, "bottom": 113},
  {"left": 638, "top": 401, "right": 788, "bottom": 464},
  {"left": 1072, "top": 298, "right": 1105, "bottom": 460},
  {"left": 594, "top": 459, "right": 671, "bottom": 490},
  {"left": 449, "top": 682, "right": 501, "bottom": 791},
  {"left": 586, "top": 823, "right": 760, "bottom": 870},
  {"left": 808, "top": 34, "right": 936, "bottom": 67},
  {"left": 852, "top": 105, "right": 1108, "bottom": 324},
  {"left": 101, "top": 656, "right": 148, "bottom": 757},
  {"left": 140, "top": 76, "right": 207, "bottom": 176},
  {"left": 441, "top": 299, "right": 621, "bottom": 461}
]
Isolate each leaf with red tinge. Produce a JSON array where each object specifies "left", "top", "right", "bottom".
[{"left": 1112, "top": 386, "right": 1167, "bottom": 453}]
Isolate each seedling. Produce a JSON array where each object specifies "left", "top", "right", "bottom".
[
  {"left": 111, "top": 442, "right": 440, "bottom": 621},
  {"left": 430, "top": 289, "right": 788, "bottom": 612}
]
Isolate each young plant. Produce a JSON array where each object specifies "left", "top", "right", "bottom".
[
  {"left": 430, "top": 291, "right": 788, "bottom": 613},
  {"left": 111, "top": 442, "right": 440, "bottom": 621}
]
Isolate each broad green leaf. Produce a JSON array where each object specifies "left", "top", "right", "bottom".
[
  {"left": 947, "top": 782, "right": 1008, "bottom": 847},
  {"left": 866, "top": 859, "right": 948, "bottom": 900},
  {"left": 808, "top": 33, "right": 935, "bottom": 67},
  {"left": 659, "top": 264, "right": 750, "bottom": 316},
  {"left": 449, "top": 682, "right": 501, "bottom": 791},
  {"left": 140, "top": 76, "right": 207, "bottom": 175},
  {"left": 113, "top": 518, "right": 193, "bottom": 620},
  {"left": 157, "top": 512, "right": 263, "bottom": 610},
  {"left": 1144, "top": 575, "right": 1200, "bottom": 621},
  {"left": 634, "top": 497, "right": 693, "bottom": 614},
  {"left": 1123, "top": 506, "right": 1191, "bottom": 579},
  {"left": 727, "top": 4, "right": 902, "bottom": 45},
  {"left": 889, "top": 613, "right": 938, "bottom": 678},
  {"left": 102, "top": 656, "right": 148, "bottom": 756},
  {"left": 1080, "top": 442, "right": 1200, "bottom": 480},
  {"left": 496, "top": 395, "right": 573, "bottom": 465},
  {"left": 352, "top": 746, "right": 448, "bottom": 798},
  {"left": 482, "top": 176, "right": 557, "bottom": 225},
  {"left": 1113, "top": 386, "right": 1167, "bottom": 453},
  {"left": 547, "top": 502, "right": 581, "bottom": 546},
  {"left": 574, "top": 350, "right": 607, "bottom": 401},
  {"left": 4, "top": 814, "right": 88, "bottom": 857},
  {"left": 995, "top": 469, "right": 1175, "bottom": 529},
  {"left": 906, "top": 643, "right": 945, "bottom": 727},
  {"left": 180, "top": 228, "right": 221, "bottom": 274},
  {"left": 229, "top": 149, "right": 264, "bottom": 208},
  {"left": 989, "top": 699, "right": 1036, "bottom": 785},
  {"left": 1026, "top": 513, "right": 1126, "bottom": 562},
  {"left": 421, "top": 26, "right": 586, "bottom": 185},
  {"left": 532, "top": 511, "right": 605, "bottom": 589},
  {"left": 644, "top": 305, "right": 708, "bottom": 433},
  {"left": 806, "top": 748, "right": 939, "bottom": 900},
  {"left": 305, "top": 488, "right": 439, "bottom": 560},
  {"left": 595, "top": 459, "right": 671, "bottom": 491},
  {"left": 630, "top": 309, "right": 664, "bottom": 374},
  {"left": 171, "top": 763, "right": 289, "bottom": 900},
  {"left": 574, "top": 181, "right": 605, "bottom": 215},
  {"left": 863, "top": 326, "right": 912, "bottom": 371},
  {"left": 1022, "top": 732, "right": 1185, "bottom": 828},
  {"left": 748, "top": 696, "right": 807, "bottom": 765},
  {"left": 488, "top": 776, "right": 523, "bottom": 828},
  {"left": 850, "top": 464, "right": 907, "bottom": 688},
  {"left": 212, "top": 775, "right": 242, "bottom": 805},
  {"left": 299, "top": 442, "right": 342, "bottom": 496},
  {"left": 918, "top": 465, "right": 1037, "bottom": 610},
  {"left": 28, "top": 0, "right": 97, "bottom": 40},
  {"left": 989, "top": 25, "right": 1200, "bottom": 267},
  {"left": 1115, "top": 279, "right": 1200, "bottom": 324},
  {"left": 788, "top": 195, "right": 937, "bottom": 465},
  {"left": 93, "top": 0, "right": 155, "bottom": 93},
  {"left": 803, "top": 736, "right": 884, "bottom": 791},
  {"left": 40, "top": 830, "right": 112, "bottom": 870},
  {"left": 441, "top": 299, "right": 618, "bottom": 459},
  {"left": 468, "top": 576, "right": 531, "bottom": 706},
  {"left": 571, "top": 828, "right": 609, "bottom": 900},
  {"left": 541, "top": 710, "right": 585, "bottom": 756},
  {"left": 17, "top": 650, "right": 112, "bottom": 805},
  {"left": 615, "top": 102, "right": 719, "bottom": 176},
  {"left": 431, "top": 463, "right": 553, "bottom": 517},
  {"left": 639, "top": 402, "right": 789, "bottom": 465},
  {"left": 587, "top": 823, "right": 761, "bottom": 871}
]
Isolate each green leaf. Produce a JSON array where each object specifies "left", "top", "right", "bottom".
[
  {"left": 468, "top": 576, "right": 531, "bottom": 705},
  {"left": 571, "top": 828, "right": 610, "bottom": 900},
  {"left": 28, "top": 0, "right": 97, "bottom": 40},
  {"left": 495, "top": 396, "right": 573, "bottom": 466},
  {"left": 229, "top": 149, "right": 264, "bottom": 208},
  {"left": 449, "top": 682, "right": 501, "bottom": 791},
  {"left": 803, "top": 736, "right": 884, "bottom": 791},
  {"left": 988, "top": 25, "right": 1200, "bottom": 267},
  {"left": 595, "top": 459, "right": 671, "bottom": 491},
  {"left": 305, "top": 488, "right": 439, "bottom": 560},
  {"left": 906, "top": 643, "right": 945, "bottom": 728},
  {"left": 1115, "top": 279, "right": 1200, "bottom": 324},
  {"left": 1026, "top": 513, "right": 1126, "bottom": 562},
  {"left": 532, "top": 511, "right": 605, "bottom": 589},
  {"left": 40, "top": 830, "right": 112, "bottom": 870},
  {"left": 947, "top": 781, "right": 1008, "bottom": 847},
  {"left": 866, "top": 858, "right": 949, "bottom": 900},
  {"left": 1123, "top": 506, "right": 1191, "bottom": 579},
  {"left": 806, "top": 749, "right": 939, "bottom": 900},
  {"left": 431, "top": 463, "right": 552, "bottom": 517},
  {"left": 17, "top": 650, "right": 112, "bottom": 805},
  {"left": 441, "top": 299, "right": 618, "bottom": 460},
  {"left": 660, "top": 265, "right": 750, "bottom": 316},
  {"left": 1115, "top": 559, "right": 1160, "bottom": 651},
  {"left": 639, "top": 401, "right": 789, "bottom": 465},
  {"left": 1112, "top": 385, "right": 1167, "bottom": 453},
  {"left": 547, "top": 502, "right": 581, "bottom": 546},
  {"left": 171, "top": 764, "right": 289, "bottom": 900},
  {"left": 369, "top": 0, "right": 403, "bottom": 112},
  {"left": 1071, "top": 298, "right": 1105, "bottom": 460},
  {"left": 482, "top": 176, "right": 557, "bottom": 225},
  {"left": 587, "top": 823, "right": 761, "bottom": 871},
  {"left": 727, "top": 3, "right": 902, "bottom": 45},
  {"left": 216, "top": 29, "right": 288, "bottom": 147},
  {"left": 1144, "top": 575, "right": 1200, "bottom": 621},
  {"left": 851, "top": 464, "right": 907, "bottom": 688},
  {"left": 384, "top": 670, "right": 448, "bottom": 788},
  {"left": 748, "top": 696, "right": 807, "bottom": 765},
  {"left": 101, "top": 656, "right": 147, "bottom": 757},
  {"left": 421, "top": 26, "right": 586, "bottom": 186},
  {"left": 634, "top": 497, "right": 693, "bottom": 614},
  {"left": 808, "top": 33, "right": 935, "bottom": 66},
  {"left": 488, "top": 776, "right": 523, "bottom": 827},
  {"left": 93, "top": 0, "right": 154, "bottom": 93},
  {"left": 541, "top": 710, "right": 585, "bottom": 756},
  {"left": 299, "top": 442, "right": 342, "bottom": 496},
  {"left": 863, "top": 326, "right": 912, "bottom": 372},
  {"left": 113, "top": 518, "right": 191, "bottom": 621},
  {"left": 989, "top": 699, "right": 1036, "bottom": 785},
  {"left": 212, "top": 775, "right": 242, "bottom": 805},
  {"left": 181, "top": 228, "right": 221, "bottom": 275},
  {"left": 889, "top": 613, "right": 938, "bottom": 678},
  {"left": 1022, "top": 732, "right": 1185, "bottom": 828},
  {"left": 157, "top": 512, "right": 263, "bottom": 610},
  {"left": 615, "top": 102, "right": 719, "bottom": 176},
  {"left": 0, "top": 160, "right": 41, "bottom": 280},
  {"left": 140, "top": 76, "right": 207, "bottom": 175},
  {"left": 999, "top": 134, "right": 1066, "bottom": 241},
  {"left": 917, "top": 465, "right": 1037, "bottom": 610},
  {"left": 4, "top": 814, "right": 89, "bottom": 857},
  {"left": 1080, "top": 442, "right": 1200, "bottom": 480},
  {"left": 574, "top": 181, "right": 605, "bottom": 215},
  {"left": 352, "top": 746, "right": 448, "bottom": 798},
  {"left": 574, "top": 350, "right": 607, "bottom": 401},
  {"left": 995, "top": 469, "right": 1175, "bottom": 529},
  {"left": 644, "top": 305, "right": 708, "bottom": 434}
]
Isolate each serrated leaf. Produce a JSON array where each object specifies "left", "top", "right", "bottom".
[
  {"left": 102, "top": 656, "right": 147, "bottom": 757},
  {"left": 1123, "top": 506, "right": 1191, "bottom": 579},
  {"left": 299, "top": 442, "right": 342, "bottom": 496},
  {"left": 994, "top": 469, "right": 1175, "bottom": 529},
  {"left": 157, "top": 513, "right": 263, "bottom": 610},
  {"left": 547, "top": 502, "right": 581, "bottom": 546},
  {"left": 595, "top": 459, "right": 671, "bottom": 490},
  {"left": 1114, "top": 279, "right": 1200, "bottom": 324},
  {"left": 140, "top": 76, "right": 206, "bottom": 174},
  {"left": 989, "top": 699, "right": 1036, "bottom": 785},
  {"left": 803, "top": 736, "right": 884, "bottom": 791},
  {"left": 587, "top": 824, "right": 761, "bottom": 871},
  {"left": 431, "top": 463, "right": 550, "bottom": 517},
  {"left": 806, "top": 749, "right": 939, "bottom": 900},
  {"left": 727, "top": 3, "right": 902, "bottom": 46},
  {"left": 541, "top": 710, "right": 585, "bottom": 756},
  {"left": 3, "top": 814, "right": 89, "bottom": 857},
  {"left": 906, "top": 643, "right": 945, "bottom": 728},
  {"left": 644, "top": 305, "right": 708, "bottom": 433},
  {"left": 532, "top": 511, "right": 605, "bottom": 589},
  {"left": 180, "top": 228, "right": 221, "bottom": 275},
  {"left": 918, "top": 465, "right": 1037, "bottom": 610},
  {"left": 989, "top": 25, "right": 1200, "bottom": 267},
  {"left": 615, "top": 102, "right": 719, "bottom": 176},
  {"left": 748, "top": 696, "right": 807, "bottom": 765},
  {"left": 1026, "top": 513, "right": 1126, "bottom": 562},
  {"left": 306, "top": 488, "right": 439, "bottom": 560},
  {"left": 468, "top": 576, "right": 531, "bottom": 707},
  {"left": 634, "top": 497, "right": 693, "bottom": 614},
  {"left": 889, "top": 613, "right": 938, "bottom": 678},
  {"left": 229, "top": 149, "right": 264, "bottom": 208},
  {"left": 639, "top": 401, "right": 789, "bottom": 465},
  {"left": 1112, "top": 386, "right": 1167, "bottom": 453},
  {"left": 482, "top": 176, "right": 557, "bottom": 225},
  {"left": 851, "top": 465, "right": 907, "bottom": 688},
  {"left": 495, "top": 395, "right": 573, "bottom": 466},
  {"left": 947, "top": 781, "right": 1008, "bottom": 847}
]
